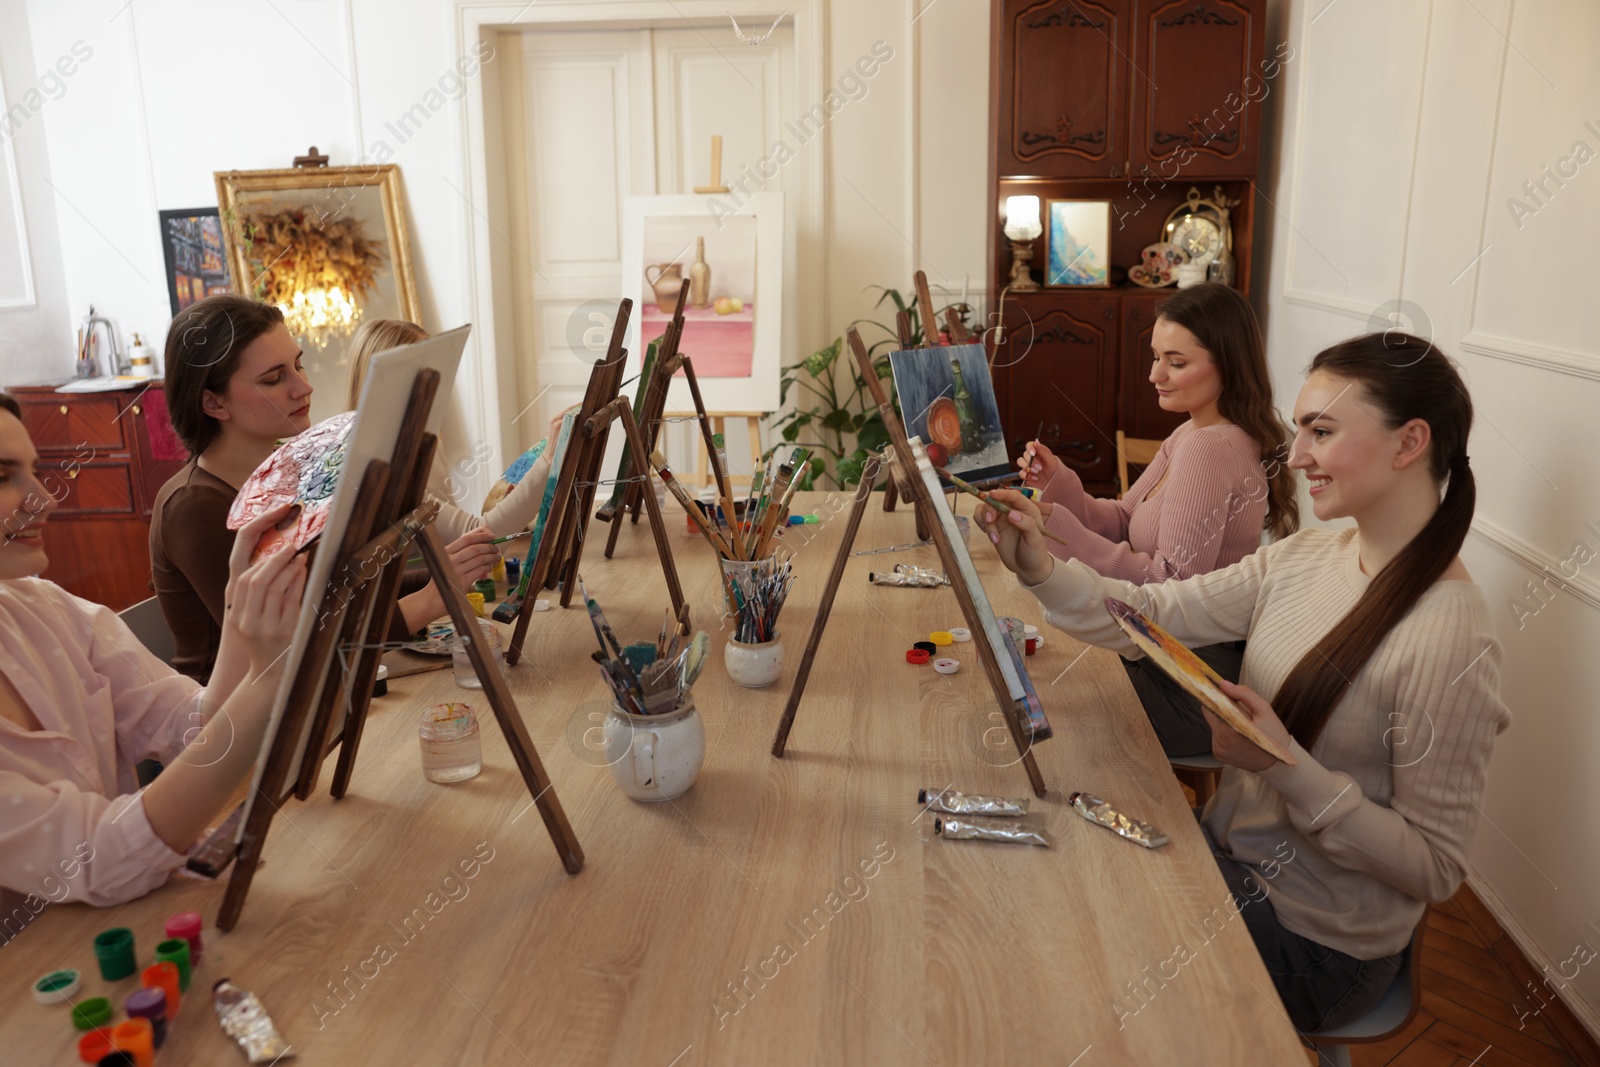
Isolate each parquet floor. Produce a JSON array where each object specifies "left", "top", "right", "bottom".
[{"left": 1298, "top": 891, "right": 1579, "bottom": 1066}]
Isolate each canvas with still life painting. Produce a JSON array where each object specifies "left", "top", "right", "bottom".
[
  {"left": 639, "top": 213, "right": 757, "bottom": 379},
  {"left": 889, "top": 342, "right": 1011, "bottom": 484}
]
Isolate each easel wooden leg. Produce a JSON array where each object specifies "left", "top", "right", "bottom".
[
  {"left": 773, "top": 459, "right": 880, "bottom": 757},
  {"left": 418, "top": 524, "right": 584, "bottom": 873}
]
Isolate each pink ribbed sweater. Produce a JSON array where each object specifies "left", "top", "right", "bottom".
[{"left": 1040, "top": 421, "right": 1268, "bottom": 583}]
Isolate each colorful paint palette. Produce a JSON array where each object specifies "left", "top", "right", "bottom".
[
  {"left": 1104, "top": 597, "right": 1296, "bottom": 765},
  {"left": 226, "top": 412, "right": 355, "bottom": 561}
]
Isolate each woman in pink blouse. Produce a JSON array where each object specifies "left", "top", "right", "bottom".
[
  {"left": 1019, "top": 284, "right": 1298, "bottom": 755},
  {"left": 0, "top": 391, "right": 306, "bottom": 917}
]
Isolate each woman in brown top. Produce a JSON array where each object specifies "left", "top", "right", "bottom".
[{"left": 150, "top": 295, "right": 500, "bottom": 680}]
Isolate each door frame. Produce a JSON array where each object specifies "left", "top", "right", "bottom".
[{"left": 453, "top": 0, "right": 826, "bottom": 483}]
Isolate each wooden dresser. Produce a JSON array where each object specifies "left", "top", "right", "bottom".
[
  {"left": 986, "top": 0, "right": 1270, "bottom": 495},
  {"left": 8, "top": 383, "right": 188, "bottom": 611}
]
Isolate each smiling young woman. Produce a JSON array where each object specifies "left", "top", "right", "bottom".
[
  {"left": 1016, "top": 283, "right": 1298, "bottom": 755},
  {"left": 978, "top": 332, "right": 1509, "bottom": 1034},
  {"left": 150, "top": 295, "right": 501, "bottom": 681},
  {"left": 0, "top": 390, "right": 309, "bottom": 911}
]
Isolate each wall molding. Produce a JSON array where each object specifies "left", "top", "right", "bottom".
[
  {"left": 1460, "top": 331, "right": 1600, "bottom": 384},
  {"left": 1469, "top": 515, "right": 1600, "bottom": 615},
  {"left": 1280, "top": 286, "right": 1382, "bottom": 321},
  {"left": 0, "top": 45, "right": 38, "bottom": 309}
]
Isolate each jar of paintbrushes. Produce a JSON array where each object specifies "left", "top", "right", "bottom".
[
  {"left": 581, "top": 577, "right": 710, "bottom": 801},
  {"left": 721, "top": 555, "right": 792, "bottom": 688}
]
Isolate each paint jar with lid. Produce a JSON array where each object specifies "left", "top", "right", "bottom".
[{"left": 419, "top": 703, "right": 482, "bottom": 783}]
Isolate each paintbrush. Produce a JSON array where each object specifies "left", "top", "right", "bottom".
[
  {"left": 749, "top": 462, "right": 794, "bottom": 560},
  {"left": 710, "top": 432, "right": 747, "bottom": 560},
  {"left": 578, "top": 576, "right": 641, "bottom": 696},
  {"left": 405, "top": 529, "right": 532, "bottom": 565},
  {"left": 937, "top": 468, "right": 1074, "bottom": 548},
  {"left": 650, "top": 450, "right": 736, "bottom": 557}
]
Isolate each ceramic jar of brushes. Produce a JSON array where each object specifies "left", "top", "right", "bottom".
[
  {"left": 603, "top": 695, "right": 705, "bottom": 801},
  {"left": 724, "top": 635, "right": 784, "bottom": 688}
]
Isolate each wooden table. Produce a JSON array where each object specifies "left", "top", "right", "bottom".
[{"left": 6, "top": 492, "right": 1304, "bottom": 1065}]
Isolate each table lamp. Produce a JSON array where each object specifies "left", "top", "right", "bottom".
[{"left": 1004, "top": 195, "right": 1042, "bottom": 292}]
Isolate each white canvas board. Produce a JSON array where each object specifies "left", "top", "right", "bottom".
[{"left": 239, "top": 325, "right": 470, "bottom": 832}]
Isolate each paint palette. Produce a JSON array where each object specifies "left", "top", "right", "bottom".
[
  {"left": 1104, "top": 597, "right": 1296, "bottom": 764},
  {"left": 481, "top": 438, "right": 549, "bottom": 515},
  {"left": 405, "top": 617, "right": 459, "bottom": 656},
  {"left": 226, "top": 411, "right": 355, "bottom": 561},
  {"left": 1128, "top": 242, "right": 1189, "bottom": 288}
]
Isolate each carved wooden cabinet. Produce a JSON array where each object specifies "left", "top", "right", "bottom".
[
  {"left": 986, "top": 0, "right": 1268, "bottom": 496},
  {"left": 1128, "top": 0, "right": 1269, "bottom": 179},
  {"left": 9, "top": 384, "right": 187, "bottom": 611},
  {"left": 995, "top": 0, "right": 1131, "bottom": 178}
]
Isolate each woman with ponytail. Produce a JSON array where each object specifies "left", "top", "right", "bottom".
[
  {"left": 979, "top": 332, "right": 1508, "bottom": 1033},
  {"left": 1017, "top": 283, "right": 1298, "bottom": 755}
]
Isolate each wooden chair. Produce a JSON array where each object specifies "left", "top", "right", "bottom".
[
  {"left": 118, "top": 596, "right": 176, "bottom": 786},
  {"left": 1303, "top": 912, "right": 1429, "bottom": 1066},
  {"left": 1115, "top": 430, "right": 1162, "bottom": 498},
  {"left": 1170, "top": 752, "right": 1223, "bottom": 805},
  {"left": 118, "top": 595, "right": 176, "bottom": 666}
]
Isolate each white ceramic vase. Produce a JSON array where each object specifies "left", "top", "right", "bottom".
[
  {"left": 603, "top": 697, "right": 705, "bottom": 801},
  {"left": 724, "top": 636, "right": 784, "bottom": 688}
]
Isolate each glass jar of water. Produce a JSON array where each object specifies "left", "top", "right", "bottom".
[{"left": 418, "top": 702, "right": 482, "bottom": 783}]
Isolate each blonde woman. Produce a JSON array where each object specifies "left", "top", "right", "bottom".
[{"left": 346, "top": 320, "right": 556, "bottom": 544}]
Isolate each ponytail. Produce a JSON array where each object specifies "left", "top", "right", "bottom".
[{"left": 1272, "top": 333, "right": 1475, "bottom": 748}]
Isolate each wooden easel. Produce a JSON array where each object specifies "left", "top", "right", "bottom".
[
  {"left": 596, "top": 281, "right": 732, "bottom": 561},
  {"left": 771, "top": 326, "right": 1049, "bottom": 797},
  {"left": 505, "top": 297, "right": 692, "bottom": 666},
  {"left": 211, "top": 369, "right": 583, "bottom": 932}
]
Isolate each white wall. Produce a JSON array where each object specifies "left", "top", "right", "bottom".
[
  {"left": 1257, "top": 0, "right": 1600, "bottom": 1032},
  {"left": 0, "top": 0, "right": 72, "bottom": 384},
  {"left": 11, "top": 0, "right": 989, "bottom": 501}
]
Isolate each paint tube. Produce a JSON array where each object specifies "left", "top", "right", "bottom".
[
  {"left": 868, "top": 563, "right": 949, "bottom": 588},
  {"left": 1069, "top": 792, "right": 1170, "bottom": 849},
  {"left": 918, "top": 787, "right": 1030, "bottom": 817},
  {"left": 213, "top": 979, "right": 295, "bottom": 1062},
  {"left": 933, "top": 817, "right": 1051, "bottom": 847}
]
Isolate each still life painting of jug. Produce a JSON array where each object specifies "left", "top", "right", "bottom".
[{"left": 640, "top": 214, "right": 757, "bottom": 379}]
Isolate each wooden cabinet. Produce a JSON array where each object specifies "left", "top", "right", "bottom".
[
  {"left": 8, "top": 385, "right": 188, "bottom": 611},
  {"left": 986, "top": 0, "right": 1268, "bottom": 496},
  {"left": 1128, "top": 0, "right": 1268, "bottom": 178},
  {"left": 995, "top": 0, "right": 1131, "bottom": 178},
  {"left": 993, "top": 292, "right": 1120, "bottom": 493}
]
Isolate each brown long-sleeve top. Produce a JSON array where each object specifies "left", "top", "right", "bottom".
[{"left": 149, "top": 459, "right": 412, "bottom": 681}]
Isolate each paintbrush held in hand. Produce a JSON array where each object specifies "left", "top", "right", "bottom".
[{"left": 937, "top": 468, "right": 1074, "bottom": 548}]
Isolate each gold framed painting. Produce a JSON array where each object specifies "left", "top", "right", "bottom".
[{"left": 214, "top": 164, "right": 420, "bottom": 422}]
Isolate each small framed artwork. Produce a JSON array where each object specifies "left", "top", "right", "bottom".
[
  {"left": 158, "top": 207, "right": 233, "bottom": 315},
  {"left": 1044, "top": 199, "right": 1112, "bottom": 287}
]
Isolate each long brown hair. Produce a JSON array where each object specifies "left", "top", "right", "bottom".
[
  {"left": 1272, "top": 331, "right": 1475, "bottom": 748},
  {"left": 163, "top": 295, "right": 286, "bottom": 456},
  {"left": 346, "top": 319, "right": 427, "bottom": 410},
  {"left": 1157, "top": 283, "right": 1298, "bottom": 539}
]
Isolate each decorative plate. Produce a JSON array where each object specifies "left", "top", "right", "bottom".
[
  {"left": 226, "top": 411, "right": 355, "bottom": 561},
  {"left": 1164, "top": 214, "right": 1223, "bottom": 268},
  {"left": 1129, "top": 241, "right": 1190, "bottom": 288}
]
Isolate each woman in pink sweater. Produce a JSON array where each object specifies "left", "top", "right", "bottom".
[
  {"left": 979, "top": 333, "right": 1507, "bottom": 1033},
  {"left": 1020, "top": 283, "right": 1298, "bottom": 755},
  {"left": 0, "top": 391, "right": 308, "bottom": 915}
]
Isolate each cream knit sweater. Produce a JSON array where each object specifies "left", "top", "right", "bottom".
[{"left": 1023, "top": 526, "right": 1510, "bottom": 958}]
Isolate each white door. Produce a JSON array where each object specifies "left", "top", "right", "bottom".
[{"left": 497, "top": 21, "right": 798, "bottom": 480}]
